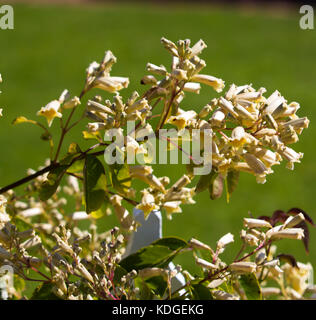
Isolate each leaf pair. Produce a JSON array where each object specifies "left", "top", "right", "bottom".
[{"left": 195, "top": 169, "right": 239, "bottom": 201}]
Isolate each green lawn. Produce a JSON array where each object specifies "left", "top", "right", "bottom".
[{"left": 0, "top": 2, "right": 316, "bottom": 276}]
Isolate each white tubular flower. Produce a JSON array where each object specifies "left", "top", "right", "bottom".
[
  {"left": 168, "top": 110, "right": 197, "bottom": 130},
  {"left": 267, "top": 228, "right": 305, "bottom": 240},
  {"left": 230, "top": 126, "right": 246, "bottom": 147},
  {"left": 243, "top": 218, "right": 272, "bottom": 229},
  {"left": 126, "top": 136, "right": 146, "bottom": 155},
  {"left": 283, "top": 262, "right": 313, "bottom": 295},
  {"left": 183, "top": 82, "right": 201, "bottom": 94},
  {"left": 129, "top": 165, "right": 153, "bottom": 177},
  {"left": 136, "top": 190, "right": 159, "bottom": 219},
  {"left": 76, "top": 264, "right": 94, "bottom": 283},
  {"left": 0, "top": 195, "right": 7, "bottom": 213},
  {"left": 58, "top": 89, "right": 70, "bottom": 104},
  {"left": 195, "top": 257, "right": 217, "bottom": 270},
  {"left": 189, "top": 39, "right": 207, "bottom": 58},
  {"left": 210, "top": 109, "right": 225, "bottom": 127},
  {"left": 253, "top": 148, "right": 281, "bottom": 167},
  {"left": 86, "top": 61, "right": 100, "bottom": 76},
  {"left": 160, "top": 37, "right": 178, "bottom": 56},
  {"left": 243, "top": 153, "right": 268, "bottom": 175},
  {"left": 110, "top": 195, "right": 133, "bottom": 229},
  {"left": 63, "top": 96, "right": 81, "bottom": 109},
  {"left": 188, "top": 238, "right": 213, "bottom": 252},
  {"left": 283, "top": 213, "right": 305, "bottom": 229},
  {"left": 217, "top": 233, "right": 234, "bottom": 249},
  {"left": 72, "top": 211, "right": 89, "bottom": 221},
  {"left": 235, "top": 103, "right": 256, "bottom": 121},
  {"left": 0, "top": 196, "right": 10, "bottom": 228},
  {"left": 230, "top": 262, "right": 257, "bottom": 273},
  {"left": 198, "top": 104, "right": 212, "bottom": 118},
  {"left": 254, "top": 128, "right": 277, "bottom": 138},
  {"left": 19, "top": 207, "right": 43, "bottom": 218},
  {"left": 162, "top": 201, "right": 182, "bottom": 215},
  {"left": 146, "top": 63, "right": 167, "bottom": 76},
  {"left": 136, "top": 173, "right": 166, "bottom": 194},
  {"left": 109, "top": 76, "right": 129, "bottom": 88},
  {"left": 87, "top": 122, "right": 106, "bottom": 132},
  {"left": 212, "top": 290, "right": 239, "bottom": 300},
  {"left": 191, "top": 74, "right": 225, "bottom": 92},
  {"left": 37, "top": 100, "right": 62, "bottom": 127},
  {"left": 171, "top": 68, "right": 188, "bottom": 81},
  {"left": 87, "top": 100, "right": 114, "bottom": 115},
  {"left": 218, "top": 97, "right": 238, "bottom": 118},
  {"left": 263, "top": 90, "right": 285, "bottom": 114},
  {"left": 273, "top": 101, "right": 300, "bottom": 119},
  {"left": 242, "top": 232, "right": 259, "bottom": 247},
  {"left": 0, "top": 108, "right": 3, "bottom": 117},
  {"left": 94, "top": 76, "right": 129, "bottom": 93},
  {"left": 141, "top": 75, "right": 157, "bottom": 85},
  {"left": 235, "top": 91, "right": 263, "bottom": 102},
  {"left": 282, "top": 117, "right": 310, "bottom": 130},
  {"left": 67, "top": 176, "right": 80, "bottom": 194},
  {"left": 126, "top": 98, "right": 149, "bottom": 114},
  {"left": 21, "top": 235, "right": 41, "bottom": 250},
  {"left": 278, "top": 146, "right": 303, "bottom": 169},
  {"left": 263, "top": 259, "right": 280, "bottom": 268}
]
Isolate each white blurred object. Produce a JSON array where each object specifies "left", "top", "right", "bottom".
[{"left": 124, "top": 208, "right": 186, "bottom": 294}]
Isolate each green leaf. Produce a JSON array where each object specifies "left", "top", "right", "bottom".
[
  {"left": 109, "top": 163, "right": 131, "bottom": 194},
  {"left": 113, "top": 265, "right": 128, "bottom": 283},
  {"left": 67, "top": 159, "right": 84, "bottom": 174},
  {"left": 195, "top": 170, "right": 217, "bottom": 193},
  {"left": 82, "top": 130, "right": 102, "bottom": 142},
  {"left": 226, "top": 170, "right": 239, "bottom": 202},
  {"left": 145, "top": 276, "right": 168, "bottom": 297},
  {"left": 239, "top": 273, "right": 262, "bottom": 300},
  {"left": 191, "top": 283, "right": 213, "bottom": 300},
  {"left": 31, "top": 282, "right": 61, "bottom": 300},
  {"left": 120, "top": 237, "right": 187, "bottom": 272},
  {"left": 209, "top": 173, "right": 224, "bottom": 200},
  {"left": 12, "top": 116, "right": 37, "bottom": 125},
  {"left": 134, "top": 277, "right": 154, "bottom": 300},
  {"left": 39, "top": 165, "right": 69, "bottom": 201},
  {"left": 60, "top": 143, "right": 82, "bottom": 165},
  {"left": 83, "top": 155, "right": 108, "bottom": 214},
  {"left": 153, "top": 237, "right": 188, "bottom": 251}
]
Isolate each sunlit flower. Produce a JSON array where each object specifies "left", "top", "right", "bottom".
[{"left": 37, "top": 100, "right": 62, "bottom": 127}]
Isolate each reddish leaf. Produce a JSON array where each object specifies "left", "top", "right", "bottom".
[
  {"left": 297, "top": 221, "right": 310, "bottom": 254},
  {"left": 257, "top": 216, "right": 272, "bottom": 224},
  {"left": 209, "top": 173, "right": 224, "bottom": 200},
  {"left": 277, "top": 254, "right": 298, "bottom": 268},
  {"left": 271, "top": 210, "right": 288, "bottom": 226},
  {"left": 287, "top": 208, "right": 316, "bottom": 227}
]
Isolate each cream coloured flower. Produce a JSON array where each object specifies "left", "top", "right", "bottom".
[
  {"left": 37, "top": 100, "right": 62, "bottom": 127},
  {"left": 136, "top": 190, "right": 159, "bottom": 219},
  {"left": 283, "top": 262, "right": 313, "bottom": 295},
  {"left": 191, "top": 74, "right": 225, "bottom": 92}
]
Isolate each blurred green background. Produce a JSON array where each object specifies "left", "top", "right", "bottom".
[{"left": 0, "top": 2, "right": 315, "bottom": 278}]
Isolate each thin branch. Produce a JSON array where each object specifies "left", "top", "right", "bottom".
[{"left": 0, "top": 163, "right": 57, "bottom": 194}]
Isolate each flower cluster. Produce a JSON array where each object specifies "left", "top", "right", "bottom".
[
  {"left": 0, "top": 38, "right": 313, "bottom": 300},
  {"left": 188, "top": 211, "right": 315, "bottom": 300}
]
